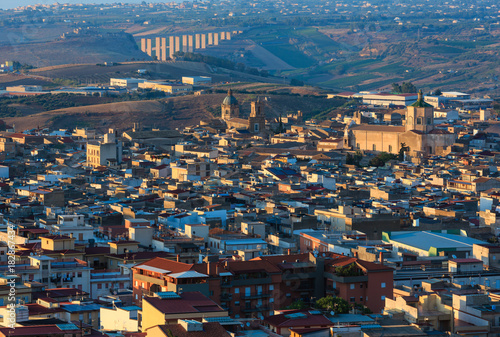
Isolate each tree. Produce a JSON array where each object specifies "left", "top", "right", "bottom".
[
  {"left": 346, "top": 151, "right": 363, "bottom": 167},
  {"left": 316, "top": 296, "right": 350, "bottom": 314},
  {"left": 398, "top": 142, "right": 410, "bottom": 161},
  {"left": 434, "top": 88, "right": 442, "bottom": 96},
  {"left": 392, "top": 82, "right": 416, "bottom": 94},
  {"left": 369, "top": 152, "right": 397, "bottom": 167},
  {"left": 285, "top": 299, "right": 308, "bottom": 310},
  {"left": 353, "top": 303, "right": 372, "bottom": 314},
  {"left": 290, "top": 78, "right": 304, "bottom": 86}
]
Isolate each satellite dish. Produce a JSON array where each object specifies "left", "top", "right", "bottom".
[
  {"left": 246, "top": 322, "right": 250, "bottom": 327},
  {"left": 330, "top": 311, "right": 335, "bottom": 316},
  {"left": 452, "top": 255, "right": 457, "bottom": 259},
  {"left": 322, "top": 253, "right": 326, "bottom": 257}
]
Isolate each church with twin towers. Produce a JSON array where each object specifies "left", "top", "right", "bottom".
[{"left": 140, "top": 30, "right": 243, "bottom": 61}]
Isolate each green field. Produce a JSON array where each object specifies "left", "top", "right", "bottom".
[
  {"left": 371, "top": 62, "right": 411, "bottom": 74},
  {"left": 440, "top": 40, "right": 496, "bottom": 49},
  {"left": 423, "top": 46, "right": 465, "bottom": 54},
  {"left": 264, "top": 44, "right": 316, "bottom": 68},
  {"left": 358, "top": 78, "right": 401, "bottom": 91},
  {"left": 319, "top": 73, "right": 378, "bottom": 88},
  {"left": 247, "top": 26, "right": 344, "bottom": 68},
  {"left": 318, "top": 58, "right": 382, "bottom": 74},
  {"left": 294, "top": 27, "right": 343, "bottom": 53}
]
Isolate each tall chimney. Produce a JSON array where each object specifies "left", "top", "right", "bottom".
[
  {"left": 287, "top": 249, "right": 291, "bottom": 255},
  {"left": 176, "top": 254, "right": 180, "bottom": 262},
  {"left": 379, "top": 251, "right": 384, "bottom": 265}
]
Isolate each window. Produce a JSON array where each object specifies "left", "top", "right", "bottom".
[
  {"left": 135, "top": 281, "right": 138, "bottom": 287},
  {"left": 360, "top": 296, "right": 363, "bottom": 302},
  {"left": 105, "top": 283, "right": 109, "bottom": 288},
  {"left": 234, "top": 288, "right": 239, "bottom": 294},
  {"left": 209, "top": 291, "right": 214, "bottom": 296},
  {"left": 269, "top": 285, "right": 274, "bottom": 291},
  {"left": 350, "top": 297, "right": 355, "bottom": 302},
  {"left": 360, "top": 284, "right": 363, "bottom": 288},
  {"left": 381, "top": 282, "right": 386, "bottom": 288},
  {"left": 356, "top": 143, "right": 360, "bottom": 149},
  {"left": 427, "top": 118, "right": 432, "bottom": 125},
  {"left": 254, "top": 124, "right": 259, "bottom": 132},
  {"left": 372, "top": 144, "right": 376, "bottom": 151},
  {"left": 97, "top": 284, "right": 102, "bottom": 290},
  {"left": 78, "top": 272, "right": 82, "bottom": 278},
  {"left": 350, "top": 284, "right": 355, "bottom": 290},
  {"left": 381, "top": 295, "right": 386, "bottom": 300},
  {"left": 417, "top": 117, "right": 422, "bottom": 125},
  {"left": 388, "top": 145, "right": 392, "bottom": 153},
  {"left": 235, "top": 301, "right": 240, "bottom": 306},
  {"left": 135, "top": 294, "right": 138, "bottom": 300}
]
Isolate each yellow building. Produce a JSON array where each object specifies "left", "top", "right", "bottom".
[
  {"left": 141, "top": 292, "right": 227, "bottom": 331},
  {"left": 86, "top": 131, "right": 122, "bottom": 168},
  {"left": 138, "top": 81, "right": 193, "bottom": 94}
]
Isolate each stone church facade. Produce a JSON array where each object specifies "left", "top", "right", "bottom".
[
  {"left": 221, "top": 90, "right": 267, "bottom": 134},
  {"left": 345, "top": 91, "right": 456, "bottom": 156}
]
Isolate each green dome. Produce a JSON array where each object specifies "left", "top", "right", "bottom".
[{"left": 222, "top": 89, "right": 238, "bottom": 106}]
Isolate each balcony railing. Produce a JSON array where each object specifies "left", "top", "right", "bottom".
[
  {"left": 232, "top": 277, "right": 272, "bottom": 286},
  {"left": 241, "top": 293, "right": 270, "bottom": 300},
  {"left": 220, "top": 293, "right": 232, "bottom": 301},
  {"left": 242, "top": 306, "right": 270, "bottom": 313}
]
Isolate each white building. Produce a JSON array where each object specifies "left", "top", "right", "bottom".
[
  {"left": 181, "top": 76, "right": 212, "bottom": 85},
  {"left": 362, "top": 93, "right": 418, "bottom": 106},
  {"left": 100, "top": 305, "right": 140, "bottom": 332},
  {"left": 110, "top": 78, "right": 146, "bottom": 88},
  {"left": 90, "top": 271, "right": 131, "bottom": 299}
]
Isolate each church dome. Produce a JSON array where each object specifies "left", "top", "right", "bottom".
[{"left": 222, "top": 89, "right": 238, "bottom": 106}]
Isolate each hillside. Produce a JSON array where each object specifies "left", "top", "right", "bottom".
[
  {"left": 4, "top": 92, "right": 341, "bottom": 132},
  {"left": 0, "top": 32, "right": 147, "bottom": 68}
]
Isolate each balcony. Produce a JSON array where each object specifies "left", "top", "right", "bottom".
[
  {"left": 221, "top": 293, "right": 232, "bottom": 301},
  {"left": 221, "top": 282, "right": 232, "bottom": 288},
  {"left": 242, "top": 306, "right": 271, "bottom": 313},
  {"left": 134, "top": 273, "right": 166, "bottom": 286},
  {"left": 241, "top": 293, "right": 271, "bottom": 300},
  {"left": 232, "top": 277, "right": 272, "bottom": 287},
  {"left": 327, "top": 274, "right": 368, "bottom": 283}
]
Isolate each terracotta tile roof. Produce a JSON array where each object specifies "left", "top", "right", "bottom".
[
  {"left": 155, "top": 322, "right": 230, "bottom": 337},
  {"left": 355, "top": 259, "right": 394, "bottom": 272},
  {"left": 134, "top": 257, "right": 194, "bottom": 274},
  {"left": 264, "top": 310, "right": 334, "bottom": 328},
  {"left": 0, "top": 324, "right": 80, "bottom": 336}
]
